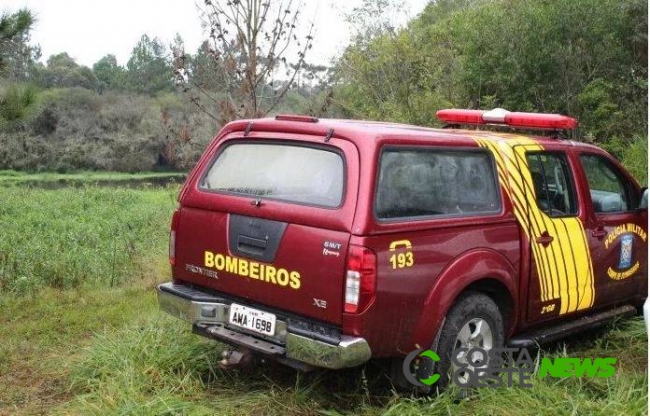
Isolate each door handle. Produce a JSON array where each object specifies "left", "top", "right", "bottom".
[
  {"left": 535, "top": 232, "right": 554, "bottom": 247},
  {"left": 592, "top": 227, "right": 607, "bottom": 239}
]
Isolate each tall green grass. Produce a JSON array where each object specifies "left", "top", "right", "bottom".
[
  {"left": 64, "top": 313, "right": 647, "bottom": 415},
  {"left": 0, "top": 184, "right": 178, "bottom": 294}
]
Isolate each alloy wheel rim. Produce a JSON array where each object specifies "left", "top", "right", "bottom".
[{"left": 450, "top": 318, "right": 494, "bottom": 385}]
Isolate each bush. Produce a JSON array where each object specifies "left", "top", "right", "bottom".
[
  {"left": 621, "top": 136, "right": 648, "bottom": 186},
  {"left": 602, "top": 136, "right": 648, "bottom": 186},
  {"left": 0, "top": 87, "right": 219, "bottom": 172},
  {"left": 0, "top": 83, "right": 39, "bottom": 130}
]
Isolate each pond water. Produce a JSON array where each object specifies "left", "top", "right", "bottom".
[{"left": 0, "top": 175, "right": 187, "bottom": 189}]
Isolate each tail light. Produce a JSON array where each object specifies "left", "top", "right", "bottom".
[
  {"left": 344, "top": 245, "right": 377, "bottom": 314},
  {"left": 169, "top": 209, "right": 180, "bottom": 266}
]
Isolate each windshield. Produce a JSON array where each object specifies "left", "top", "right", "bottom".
[{"left": 200, "top": 142, "right": 344, "bottom": 208}]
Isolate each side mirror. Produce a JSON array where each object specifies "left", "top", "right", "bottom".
[{"left": 639, "top": 188, "right": 648, "bottom": 210}]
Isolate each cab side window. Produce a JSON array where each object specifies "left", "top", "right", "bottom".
[
  {"left": 579, "top": 154, "right": 635, "bottom": 213},
  {"left": 526, "top": 152, "right": 578, "bottom": 217},
  {"left": 375, "top": 148, "right": 501, "bottom": 220}
]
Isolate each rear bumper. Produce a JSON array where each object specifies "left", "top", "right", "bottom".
[{"left": 157, "top": 282, "right": 371, "bottom": 370}]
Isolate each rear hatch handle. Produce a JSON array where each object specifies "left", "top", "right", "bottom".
[{"left": 238, "top": 235, "right": 268, "bottom": 256}]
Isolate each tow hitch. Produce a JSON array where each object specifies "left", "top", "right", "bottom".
[{"left": 219, "top": 347, "right": 253, "bottom": 370}]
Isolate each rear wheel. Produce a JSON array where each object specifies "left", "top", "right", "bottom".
[{"left": 429, "top": 291, "right": 504, "bottom": 391}]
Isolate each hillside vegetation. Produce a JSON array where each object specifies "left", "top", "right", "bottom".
[
  {"left": 0, "top": 30, "right": 321, "bottom": 172},
  {"left": 336, "top": 0, "right": 647, "bottom": 136}
]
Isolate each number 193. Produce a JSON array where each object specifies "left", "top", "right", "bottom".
[{"left": 390, "top": 252, "right": 414, "bottom": 269}]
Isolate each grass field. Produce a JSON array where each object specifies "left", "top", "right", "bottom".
[
  {"left": 0, "top": 183, "right": 178, "bottom": 294},
  {"left": 0, "top": 178, "right": 647, "bottom": 415}
]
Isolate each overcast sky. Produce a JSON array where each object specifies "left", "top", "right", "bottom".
[{"left": 0, "top": 0, "right": 429, "bottom": 68}]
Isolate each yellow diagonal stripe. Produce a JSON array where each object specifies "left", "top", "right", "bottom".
[{"left": 474, "top": 135, "right": 595, "bottom": 314}]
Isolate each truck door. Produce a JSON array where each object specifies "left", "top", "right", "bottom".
[
  {"left": 508, "top": 144, "right": 596, "bottom": 323},
  {"left": 576, "top": 152, "right": 647, "bottom": 307}
]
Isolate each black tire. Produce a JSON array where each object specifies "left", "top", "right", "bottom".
[{"left": 428, "top": 291, "right": 505, "bottom": 392}]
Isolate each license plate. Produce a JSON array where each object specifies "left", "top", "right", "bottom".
[{"left": 228, "top": 303, "right": 276, "bottom": 336}]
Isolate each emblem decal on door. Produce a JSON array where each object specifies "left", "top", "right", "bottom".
[
  {"left": 618, "top": 234, "right": 634, "bottom": 269},
  {"left": 601, "top": 223, "right": 647, "bottom": 280}
]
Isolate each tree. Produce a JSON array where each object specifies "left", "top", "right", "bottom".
[
  {"left": 443, "top": 0, "right": 646, "bottom": 139},
  {"left": 333, "top": 0, "right": 460, "bottom": 125},
  {"left": 93, "top": 54, "right": 126, "bottom": 91},
  {"left": 46, "top": 52, "right": 77, "bottom": 69},
  {"left": 345, "top": 0, "right": 404, "bottom": 43},
  {"left": 175, "top": 0, "right": 314, "bottom": 123},
  {"left": 186, "top": 40, "right": 228, "bottom": 94},
  {"left": 334, "top": 0, "right": 647, "bottom": 141},
  {"left": 0, "top": 8, "right": 38, "bottom": 130},
  {"left": 0, "top": 8, "right": 35, "bottom": 76},
  {"left": 126, "top": 34, "right": 173, "bottom": 95},
  {"left": 36, "top": 52, "right": 100, "bottom": 90}
]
